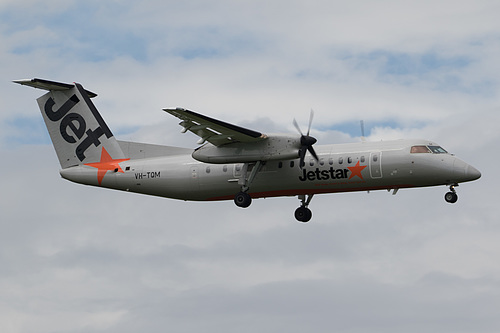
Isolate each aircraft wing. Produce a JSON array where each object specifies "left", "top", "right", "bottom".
[{"left": 164, "top": 108, "right": 267, "bottom": 146}]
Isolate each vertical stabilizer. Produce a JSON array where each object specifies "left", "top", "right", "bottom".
[{"left": 14, "top": 79, "right": 126, "bottom": 169}]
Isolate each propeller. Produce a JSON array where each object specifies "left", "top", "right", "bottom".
[
  {"left": 293, "top": 109, "right": 319, "bottom": 169},
  {"left": 360, "top": 120, "right": 367, "bottom": 142}
]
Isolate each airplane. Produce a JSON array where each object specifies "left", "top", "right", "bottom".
[{"left": 14, "top": 78, "right": 481, "bottom": 222}]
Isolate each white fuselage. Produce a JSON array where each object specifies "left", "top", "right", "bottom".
[{"left": 59, "top": 139, "right": 480, "bottom": 202}]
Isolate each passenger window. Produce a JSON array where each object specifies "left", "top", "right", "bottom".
[
  {"left": 373, "top": 155, "right": 378, "bottom": 162},
  {"left": 223, "top": 165, "right": 228, "bottom": 172},
  {"left": 319, "top": 159, "right": 324, "bottom": 166},
  {"left": 278, "top": 162, "right": 283, "bottom": 168},
  {"left": 348, "top": 157, "right": 352, "bottom": 164},
  {"left": 235, "top": 165, "right": 241, "bottom": 172},
  {"left": 290, "top": 161, "right": 295, "bottom": 168},
  {"left": 411, "top": 145, "right": 431, "bottom": 153},
  {"left": 206, "top": 166, "right": 211, "bottom": 173},
  {"left": 309, "top": 159, "right": 314, "bottom": 166},
  {"left": 329, "top": 158, "right": 333, "bottom": 165},
  {"left": 338, "top": 157, "right": 343, "bottom": 164},
  {"left": 360, "top": 156, "right": 365, "bottom": 163}
]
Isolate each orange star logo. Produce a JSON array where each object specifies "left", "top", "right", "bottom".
[
  {"left": 84, "top": 147, "right": 130, "bottom": 185},
  {"left": 347, "top": 161, "right": 367, "bottom": 180}
]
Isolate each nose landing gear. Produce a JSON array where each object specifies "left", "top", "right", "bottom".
[
  {"left": 444, "top": 184, "right": 458, "bottom": 203},
  {"left": 295, "top": 194, "right": 314, "bottom": 222}
]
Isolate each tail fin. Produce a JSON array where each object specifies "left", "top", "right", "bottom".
[{"left": 14, "top": 78, "right": 126, "bottom": 169}]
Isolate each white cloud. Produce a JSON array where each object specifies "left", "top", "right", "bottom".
[{"left": 1, "top": 1, "right": 499, "bottom": 332}]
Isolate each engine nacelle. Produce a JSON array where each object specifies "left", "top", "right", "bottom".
[{"left": 192, "top": 135, "right": 300, "bottom": 163}]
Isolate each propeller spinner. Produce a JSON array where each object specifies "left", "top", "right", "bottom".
[{"left": 293, "top": 110, "right": 319, "bottom": 168}]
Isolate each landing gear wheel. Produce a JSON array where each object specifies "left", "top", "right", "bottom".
[
  {"left": 234, "top": 191, "right": 252, "bottom": 208},
  {"left": 295, "top": 206, "right": 312, "bottom": 222},
  {"left": 444, "top": 191, "right": 458, "bottom": 203}
]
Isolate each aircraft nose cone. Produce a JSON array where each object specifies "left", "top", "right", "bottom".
[
  {"left": 452, "top": 158, "right": 481, "bottom": 183},
  {"left": 466, "top": 165, "right": 481, "bottom": 181}
]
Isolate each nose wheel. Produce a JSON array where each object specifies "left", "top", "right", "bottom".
[
  {"left": 295, "top": 206, "right": 312, "bottom": 222},
  {"left": 295, "top": 194, "right": 314, "bottom": 222},
  {"left": 444, "top": 184, "right": 458, "bottom": 203}
]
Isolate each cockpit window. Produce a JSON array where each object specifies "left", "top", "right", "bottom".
[
  {"left": 411, "top": 145, "right": 448, "bottom": 154},
  {"left": 428, "top": 146, "right": 448, "bottom": 154},
  {"left": 410, "top": 145, "right": 431, "bottom": 153}
]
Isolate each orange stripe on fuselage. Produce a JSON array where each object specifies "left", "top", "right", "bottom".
[{"left": 206, "top": 184, "right": 416, "bottom": 201}]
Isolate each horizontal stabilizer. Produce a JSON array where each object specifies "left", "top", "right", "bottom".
[{"left": 13, "top": 78, "right": 97, "bottom": 98}]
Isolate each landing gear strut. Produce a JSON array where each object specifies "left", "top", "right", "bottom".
[
  {"left": 295, "top": 194, "right": 313, "bottom": 222},
  {"left": 444, "top": 184, "right": 458, "bottom": 203},
  {"left": 233, "top": 161, "right": 263, "bottom": 209}
]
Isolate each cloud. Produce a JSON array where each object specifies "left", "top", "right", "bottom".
[{"left": 1, "top": 1, "right": 499, "bottom": 332}]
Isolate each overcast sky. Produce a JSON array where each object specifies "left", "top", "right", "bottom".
[{"left": 1, "top": 1, "right": 499, "bottom": 332}]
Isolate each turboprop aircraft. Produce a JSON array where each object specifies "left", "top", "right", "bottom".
[{"left": 14, "top": 78, "right": 481, "bottom": 222}]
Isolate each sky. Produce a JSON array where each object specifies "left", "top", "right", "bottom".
[{"left": 0, "top": 1, "right": 499, "bottom": 332}]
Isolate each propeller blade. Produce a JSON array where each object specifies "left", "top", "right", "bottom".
[
  {"left": 299, "top": 145, "right": 307, "bottom": 168},
  {"left": 308, "top": 145, "right": 319, "bottom": 161},
  {"left": 293, "top": 118, "right": 303, "bottom": 136},
  {"left": 307, "top": 109, "right": 314, "bottom": 136},
  {"left": 360, "top": 120, "right": 367, "bottom": 142}
]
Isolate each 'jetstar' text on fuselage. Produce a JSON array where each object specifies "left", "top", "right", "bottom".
[{"left": 299, "top": 167, "right": 349, "bottom": 182}]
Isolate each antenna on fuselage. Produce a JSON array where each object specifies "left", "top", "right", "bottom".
[{"left": 360, "top": 120, "right": 367, "bottom": 142}]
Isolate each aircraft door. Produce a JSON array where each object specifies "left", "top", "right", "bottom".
[
  {"left": 369, "top": 152, "right": 383, "bottom": 178},
  {"left": 233, "top": 164, "right": 243, "bottom": 178}
]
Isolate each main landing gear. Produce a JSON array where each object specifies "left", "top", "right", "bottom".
[
  {"left": 234, "top": 191, "right": 252, "bottom": 208},
  {"left": 295, "top": 194, "right": 314, "bottom": 223},
  {"left": 233, "top": 161, "right": 262, "bottom": 209},
  {"left": 232, "top": 161, "right": 315, "bottom": 222},
  {"left": 444, "top": 184, "right": 459, "bottom": 203}
]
